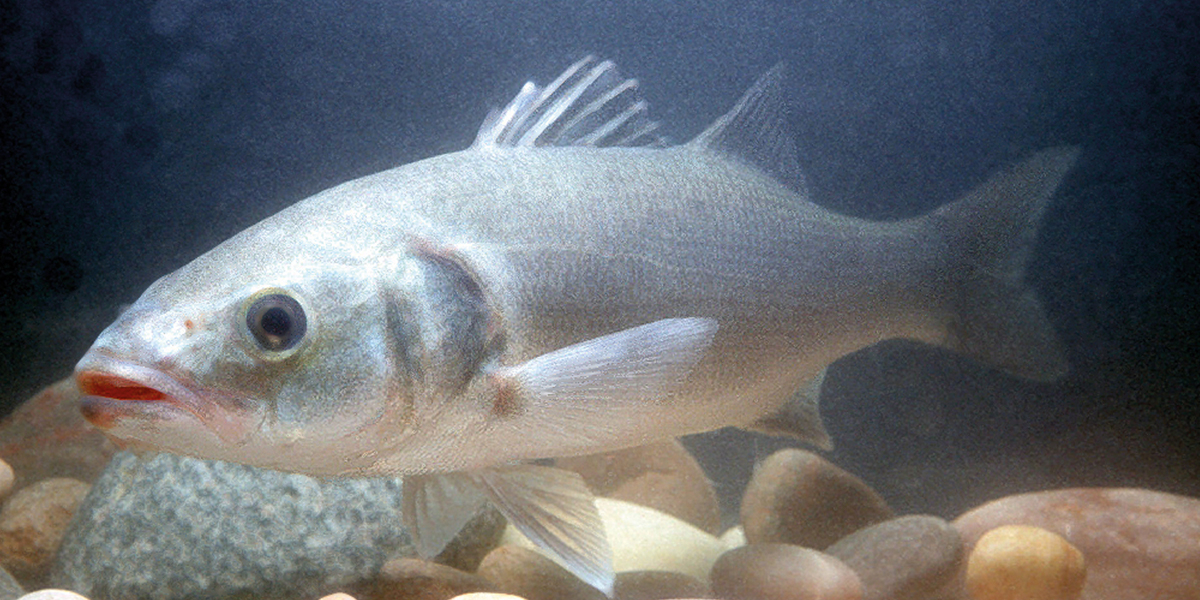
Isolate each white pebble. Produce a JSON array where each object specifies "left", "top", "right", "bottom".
[
  {"left": 18, "top": 590, "right": 91, "bottom": 600},
  {"left": 501, "top": 497, "right": 724, "bottom": 583},
  {"left": 0, "top": 458, "right": 14, "bottom": 501}
]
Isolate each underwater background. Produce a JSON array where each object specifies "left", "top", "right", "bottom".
[{"left": 1, "top": 0, "right": 1197, "bottom": 521}]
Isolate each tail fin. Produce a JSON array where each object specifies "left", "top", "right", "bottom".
[{"left": 930, "top": 147, "right": 1079, "bottom": 381}]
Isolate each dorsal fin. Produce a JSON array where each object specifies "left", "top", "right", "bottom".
[
  {"left": 472, "top": 55, "right": 666, "bottom": 149},
  {"left": 687, "top": 63, "right": 808, "bottom": 195}
]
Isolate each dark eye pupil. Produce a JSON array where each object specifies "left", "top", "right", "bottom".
[
  {"left": 246, "top": 293, "right": 307, "bottom": 352},
  {"left": 260, "top": 306, "right": 291, "bottom": 337}
]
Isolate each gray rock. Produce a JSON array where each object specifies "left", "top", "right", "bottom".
[
  {"left": 740, "top": 449, "right": 893, "bottom": 549},
  {"left": 0, "top": 565, "right": 24, "bottom": 600},
  {"left": 825, "top": 515, "right": 962, "bottom": 600},
  {"left": 49, "top": 452, "right": 498, "bottom": 600}
]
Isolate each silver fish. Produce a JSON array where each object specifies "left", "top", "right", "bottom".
[{"left": 74, "top": 56, "right": 1078, "bottom": 593}]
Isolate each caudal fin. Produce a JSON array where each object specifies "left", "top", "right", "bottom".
[{"left": 930, "top": 147, "right": 1079, "bottom": 381}]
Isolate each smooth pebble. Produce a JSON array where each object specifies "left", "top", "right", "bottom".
[
  {"left": 710, "top": 543, "right": 862, "bottom": 600},
  {"left": 17, "top": 591, "right": 90, "bottom": 600},
  {"left": 824, "top": 515, "right": 962, "bottom": 600},
  {"left": 0, "top": 478, "right": 90, "bottom": 583},
  {"left": 965, "top": 525, "right": 1085, "bottom": 600},
  {"left": 740, "top": 449, "right": 892, "bottom": 549},
  {"left": 501, "top": 498, "right": 724, "bottom": 583},
  {"left": 0, "top": 378, "right": 116, "bottom": 487},
  {"left": 719, "top": 526, "right": 746, "bottom": 551},
  {"left": 557, "top": 440, "right": 722, "bottom": 534},
  {"left": 955, "top": 487, "right": 1200, "bottom": 600},
  {"left": 613, "top": 570, "right": 708, "bottom": 600},
  {"left": 350, "top": 557, "right": 492, "bottom": 600},
  {"left": 0, "top": 459, "right": 14, "bottom": 501},
  {"left": 318, "top": 594, "right": 359, "bottom": 600},
  {"left": 450, "top": 594, "right": 530, "bottom": 600},
  {"left": 477, "top": 544, "right": 604, "bottom": 600}
]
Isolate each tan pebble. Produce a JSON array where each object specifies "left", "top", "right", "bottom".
[
  {"left": 613, "top": 570, "right": 707, "bottom": 600},
  {"left": 0, "top": 478, "right": 91, "bottom": 581},
  {"left": 318, "top": 594, "right": 358, "bottom": 600},
  {"left": 17, "top": 590, "right": 91, "bottom": 600},
  {"left": 449, "top": 594, "right": 530, "bottom": 600},
  {"left": 477, "top": 544, "right": 604, "bottom": 600},
  {"left": 710, "top": 544, "right": 863, "bottom": 600},
  {"left": 557, "top": 440, "right": 721, "bottom": 534},
  {"left": 350, "top": 557, "right": 492, "bottom": 600},
  {"left": 0, "top": 458, "right": 14, "bottom": 501},
  {"left": 966, "top": 525, "right": 1086, "bottom": 600}
]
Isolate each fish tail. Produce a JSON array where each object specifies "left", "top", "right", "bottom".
[{"left": 927, "top": 146, "right": 1079, "bottom": 381}]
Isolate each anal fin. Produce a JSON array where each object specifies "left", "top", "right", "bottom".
[
  {"left": 403, "top": 465, "right": 614, "bottom": 596},
  {"left": 477, "top": 464, "right": 614, "bottom": 595},
  {"left": 747, "top": 369, "right": 834, "bottom": 450}
]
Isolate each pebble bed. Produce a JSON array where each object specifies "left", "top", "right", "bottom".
[{"left": 1, "top": 379, "right": 1198, "bottom": 600}]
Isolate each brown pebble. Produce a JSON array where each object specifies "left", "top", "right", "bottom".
[
  {"left": 0, "top": 478, "right": 91, "bottom": 584},
  {"left": 955, "top": 487, "right": 1200, "bottom": 600},
  {"left": 0, "top": 378, "right": 117, "bottom": 488},
  {"left": 557, "top": 440, "right": 721, "bottom": 534},
  {"left": 710, "top": 544, "right": 862, "bottom": 600},
  {"left": 349, "top": 557, "right": 492, "bottom": 600},
  {"left": 449, "top": 594, "right": 529, "bottom": 600},
  {"left": 476, "top": 544, "right": 604, "bottom": 600},
  {"left": 740, "top": 449, "right": 892, "bottom": 549},
  {"left": 613, "top": 570, "right": 708, "bottom": 600}
]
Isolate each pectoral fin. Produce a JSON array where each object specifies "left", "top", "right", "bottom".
[{"left": 493, "top": 317, "right": 718, "bottom": 418}]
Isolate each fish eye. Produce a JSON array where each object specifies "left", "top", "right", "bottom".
[{"left": 245, "top": 292, "right": 307, "bottom": 352}]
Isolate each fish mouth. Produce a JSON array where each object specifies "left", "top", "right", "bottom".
[{"left": 75, "top": 355, "right": 256, "bottom": 445}]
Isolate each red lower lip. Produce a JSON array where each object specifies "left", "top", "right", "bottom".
[{"left": 77, "top": 371, "right": 167, "bottom": 402}]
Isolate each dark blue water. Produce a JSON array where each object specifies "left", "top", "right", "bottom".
[{"left": 1, "top": 0, "right": 1196, "bottom": 517}]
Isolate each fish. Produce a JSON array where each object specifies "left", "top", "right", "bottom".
[{"left": 73, "top": 55, "right": 1078, "bottom": 594}]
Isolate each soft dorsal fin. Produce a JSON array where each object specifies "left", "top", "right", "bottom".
[
  {"left": 472, "top": 55, "right": 665, "bottom": 149},
  {"left": 687, "top": 63, "right": 808, "bottom": 195}
]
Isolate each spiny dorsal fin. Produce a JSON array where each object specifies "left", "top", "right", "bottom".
[
  {"left": 687, "top": 63, "right": 808, "bottom": 195},
  {"left": 472, "top": 55, "right": 666, "bottom": 149}
]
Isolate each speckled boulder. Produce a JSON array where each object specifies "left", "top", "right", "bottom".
[
  {"left": 50, "top": 452, "right": 498, "bottom": 600},
  {"left": 740, "top": 449, "right": 892, "bottom": 549},
  {"left": 825, "top": 515, "right": 962, "bottom": 600},
  {"left": 955, "top": 487, "right": 1200, "bottom": 600}
]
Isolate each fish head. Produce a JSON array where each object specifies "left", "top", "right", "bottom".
[{"left": 73, "top": 237, "right": 416, "bottom": 475}]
